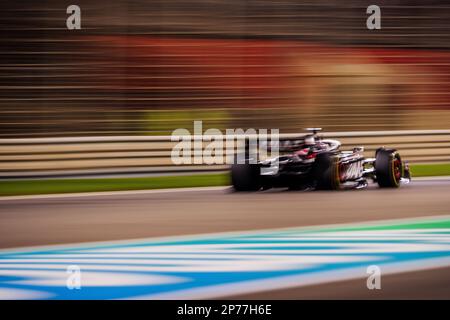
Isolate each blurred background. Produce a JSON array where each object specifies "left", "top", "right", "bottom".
[
  {"left": 1, "top": 0, "right": 450, "bottom": 137},
  {"left": 1, "top": 0, "right": 450, "bottom": 180},
  {"left": 2, "top": 2, "right": 450, "bottom": 300}
]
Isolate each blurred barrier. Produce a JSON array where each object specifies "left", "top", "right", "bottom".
[{"left": 1, "top": 130, "right": 450, "bottom": 179}]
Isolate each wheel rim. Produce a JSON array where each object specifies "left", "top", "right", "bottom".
[{"left": 393, "top": 158, "right": 402, "bottom": 182}]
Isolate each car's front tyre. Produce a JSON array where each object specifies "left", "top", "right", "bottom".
[{"left": 375, "top": 148, "right": 403, "bottom": 188}]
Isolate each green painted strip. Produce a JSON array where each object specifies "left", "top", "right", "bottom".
[
  {"left": 410, "top": 163, "right": 450, "bottom": 177},
  {"left": 0, "top": 173, "right": 230, "bottom": 196},
  {"left": 320, "top": 218, "right": 450, "bottom": 233}
]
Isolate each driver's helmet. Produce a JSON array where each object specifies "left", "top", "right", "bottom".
[{"left": 304, "top": 135, "right": 315, "bottom": 146}]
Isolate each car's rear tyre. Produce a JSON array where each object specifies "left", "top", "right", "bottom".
[
  {"left": 314, "top": 152, "right": 340, "bottom": 190},
  {"left": 231, "top": 158, "right": 261, "bottom": 191},
  {"left": 375, "top": 148, "right": 402, "bottom": 188}
]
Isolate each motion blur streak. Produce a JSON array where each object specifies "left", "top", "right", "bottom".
[
  {"left": 1, "top": 215, "right": 449, "bottom": 299},
  {"left": 1, "top": 1, "right": 450, "bottom": 137},
  {"left": 1, "top": 0, "right": 450, "bottom": 300},
  {"left": 1, "top": 178, "right": 450, "bottom": 298}
]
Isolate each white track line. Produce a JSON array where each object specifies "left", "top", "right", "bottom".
[
  {"left": 0, "top": 186, "right": 230, "bottom": 201},
  {"left": 413, "top": 176, "right": 450, "bottom": 181}
]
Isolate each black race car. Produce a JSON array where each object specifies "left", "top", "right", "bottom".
[{"left": 231, "top": 128, "right": 411, "bottom": 191}]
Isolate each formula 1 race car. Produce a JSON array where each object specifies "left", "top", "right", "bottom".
[{"left": 231, "top": 128, "right": 411, "bottom": 191}]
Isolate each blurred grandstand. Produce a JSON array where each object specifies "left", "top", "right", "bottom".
[{"left": 1, "top": 0, "right": 450, "bottom": 137}]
